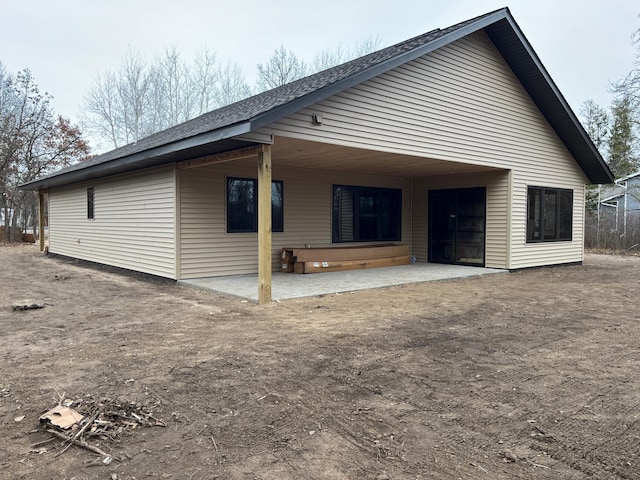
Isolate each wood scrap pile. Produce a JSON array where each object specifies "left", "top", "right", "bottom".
[
  {"left": 39, "top": 395, "right": 165, "bottom": 462},
  {"left": 281, "top": 244, "right": 411, "bottom": 274}
]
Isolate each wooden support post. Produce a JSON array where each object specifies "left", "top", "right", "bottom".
[
  {"left": 38, "top": 192, "right": 45, "bottom": 252},
  {"left": 257, "top": 145, "right": 272, "bottom": 304}
]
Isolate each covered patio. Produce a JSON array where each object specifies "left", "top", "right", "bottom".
[
  {"left": 180, "top": 262, "right": 507, "bottom": 302},
  {"left": 172, "top": 137, "right": 510, "bottom": 304}
]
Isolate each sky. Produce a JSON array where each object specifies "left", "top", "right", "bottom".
[{"left": 1, "top": 0, "right": 638, "bottom": 149}]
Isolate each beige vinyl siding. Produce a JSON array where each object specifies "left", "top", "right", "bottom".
[
  {"left": 48, "top": 166, "right": 176, "bottom": 278},
  {"left": 258, "top": 30, "right": 589, "bottom": 269},
  {"left": 412, "top": 171, "right": 510, "bottom": 268},
  {"left": 179, "top": 160, "right": 410, "bottom": 279}
]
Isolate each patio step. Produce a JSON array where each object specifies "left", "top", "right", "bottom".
[{"left": 281, "top": 244, "right": 410, "bottom": 274}]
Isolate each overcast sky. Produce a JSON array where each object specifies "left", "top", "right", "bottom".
[{"left": 1, "top": 0, "right": 638, "bottom": 148}]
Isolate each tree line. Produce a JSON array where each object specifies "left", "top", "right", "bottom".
[
  {"left": 580, "top": 26, "right": 640, "bottom": 180},
  {"left": 0, "top": 64, "right": 89, "bottom": 241},
  {"left": 0, "top": 40, "right": 379, "bottom": 240},
  {"left": 82, "top": 40, "right": 380, "bottom": 151}
]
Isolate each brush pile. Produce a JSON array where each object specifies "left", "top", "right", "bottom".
[{"left": 39, "top": 395, "right": 165, "bottom": 461}]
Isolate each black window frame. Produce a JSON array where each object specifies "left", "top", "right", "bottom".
[
  {"left": 87, "top": 187, "right": 95, "bottom": 220},
  {"left": 226, "top": 177, "right": 284, "bottom": 233},
  {"left": 526, "top": 186, "right": 573, "bottom": 243},
  {"left": 332, "top": 184, "right": 402, "bottom": 243}
]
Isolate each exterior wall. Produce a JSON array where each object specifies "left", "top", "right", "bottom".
[
  {"left": 599, "top": 176, "right": 640, "bottom": 234},
  {"left": 258, "top": 30, "right": 590, "bottom": 269},
  {"left": 48, "top": 166, "right": 176, "bottom": 278},
  {"left": 412, "top": 170, "right": 510, "bottom": 268},
  {"left": 510, "top": 175, "right": 585, "bottom": 268},
  {"left": 178, "top": 160, "right": 410, "bottom": 279},
  {"left": 619, "top": 177, "right": 640, "bottom": 215}
]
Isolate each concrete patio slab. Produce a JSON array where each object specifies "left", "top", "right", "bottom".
[{"left": 180, "top": 263, "right": 507, "bottom": 301}]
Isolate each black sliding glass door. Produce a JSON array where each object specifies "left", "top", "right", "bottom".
[{"left": 429, "top": 187, "right": 486, "bottom": 266}]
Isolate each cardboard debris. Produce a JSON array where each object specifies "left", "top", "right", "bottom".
[
  {"left": 40, "top": 396, "right": 165, "bottom": 461},
  {"left": 39, "top": 405, "right": 84, "bottom": 429}
]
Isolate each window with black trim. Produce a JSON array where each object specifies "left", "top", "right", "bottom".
[
  {"left": 526, "top": 186, "right": 573, "bottom": 242},
  {"left": 87, "top": 187, "right": 95, "bottom": 219},
  {"left": 226, "top": 177, "right": 284, "bottom": 233},
  {"left": 332, "top": 185, "right": 402, "bottom": 243}
]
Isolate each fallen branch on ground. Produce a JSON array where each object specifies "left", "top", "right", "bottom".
[
  {"left": 47, "top": 429, "right": 118, "bottom": 460},
  {"left": 40, "top": 395, "right": 165, "bottom": 461}
]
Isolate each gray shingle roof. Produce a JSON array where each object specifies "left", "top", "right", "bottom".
[
  {"left": 600, "top": 184, "right": 625, "bottom": 202},
  {"left": 21, "top": 7, "right": 613, "bottom": 190},
  {"left": 600, "top": 171, "right": 640, "bottom": 202}
]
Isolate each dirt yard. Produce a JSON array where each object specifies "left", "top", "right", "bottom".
[{"left": 1, "top": 245, "right": 640, "bottom": 480}]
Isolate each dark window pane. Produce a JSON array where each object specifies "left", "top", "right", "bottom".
[
  {"left": 227, "top": 177, "right": 284, "bottom": 233},
  {"left": 358, "top": 194, "right": 378, "bottom": 241},
  {"left": 379, "top": 189, "right": 402, "bottom": 240},
  {"left": 333, "top": 186, "right": 355, "bottom": 242},
  {"left": 558, "top": 190, "right": 573, "bottom": 240},
  {"left": 543, "top": 190, "right": 557, "bottom": 240},
  {"left": 227, "top": 178, "right": 256, "bottom": 233},
  {"left": 527, "top": 188, "right": 541, "bottom": 241},
  {"left": 272, "top": 181, "right": 284, "bottom": 233},
  {"left": 332, "top": 185, "right": 401, "bottom": 243},
  {"left": 87, "top": 187, "right": 95, "bottom": 220}
]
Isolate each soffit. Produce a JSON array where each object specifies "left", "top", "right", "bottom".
[{"left": 270, "top": 136, "right": 502, "bottom": 177}]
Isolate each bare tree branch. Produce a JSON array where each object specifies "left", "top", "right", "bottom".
[
  {"left": 1, "top": 65, "right": 89, "bottom": 240},
  {"left": 256, "top": 46, "right": 307, "bottom": 91}
]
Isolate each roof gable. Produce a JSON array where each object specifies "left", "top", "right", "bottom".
[{"left": 21, "top": 8, "right": 613, "bottom": 190}]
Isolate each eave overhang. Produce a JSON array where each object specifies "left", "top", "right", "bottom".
[
  {"left": 20, "top": 122, "right": 254, "bottom": 191},
  {"left": 483, "top": 15, "right": 613, "bottom": 184}
]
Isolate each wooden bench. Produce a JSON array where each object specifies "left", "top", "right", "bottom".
[{"left": 281, "top": 244, "right": 411, "bottom": 274}]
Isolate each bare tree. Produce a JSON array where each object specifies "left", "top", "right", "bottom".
[
  {"left": 192, "top": 47, "right": 220, "bottom": 114},
  {"left": 580, "top": 99, "right": 610, "bottom": 151},
  {"left": 310, "top": 43, "right": 349, "bottom": 73},
  {"left": 309, "top": 37, "right": 382, "bottom": 73},
  {"left": 351, "top": 37, "right": 383, "bottom": 57},
  {"left": 83, "top": 48, "right": 252, "bottom": 150},
  {"left": 256, "top": 46, "right": 308, "bottom": 91},
  {"left": 82, "top": 49, "right": 153, "bottom": 150},
  {"left": 0, "top": 63, "right": 19, "bottom": 177},
  {"left": 615, "top": 27, "right": 640, "bottom": 127},
  {"left": 0, "top": 64, "right": 89, "bottom": 240},
  {"left": 82, "top": 71, "right": 120, "bottom": 149},
  {"left": 120, "top": 50, "right": 153, "bottom": 141},
  {"left": 580, "top": 99, "right": 612, "bottom": 213},
  {"left": 153, "top": 46, "right": 196, "bottom": 128},
  {"left": 215, "top": 61, "right": 252, "bottom": 106},
  {"left": 82, "top": 37, "right": 384, "bottom": 149},
  {"left": 611, "top": 24, "right": 640, "bottom": 176}
]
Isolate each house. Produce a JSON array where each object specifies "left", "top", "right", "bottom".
[
  {"left": 21, "top": 8, "right": 613, "bottom": 303},
  {"left": 598, "top": 171, "right": 640, "bottom": 236}
]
